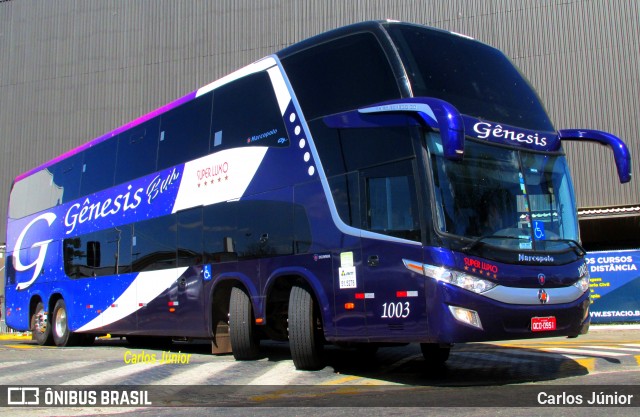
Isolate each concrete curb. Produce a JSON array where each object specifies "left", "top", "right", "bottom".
[
  {"left": 0, "top": 334, "right": 31, "bottom": 340},
  {"left": 589, "top": 324, "right": 640, "bottom": 331}
]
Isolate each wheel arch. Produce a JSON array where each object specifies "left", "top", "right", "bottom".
[
  {"left": 29, "top": 294, "right": 44, "bottom": 322},
  {"left": 47, "top": 292, "right": 64, "bottom": 316},
  {"left": 263, "top": 267, "right": 332, "bottom": 340},
  {"left": 207, "top": 274, "right": 259, "bottom": 340}
]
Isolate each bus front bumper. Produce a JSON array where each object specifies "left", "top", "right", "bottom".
[{"left": 430, "top": 283, "right": 591, "bottom": 343}]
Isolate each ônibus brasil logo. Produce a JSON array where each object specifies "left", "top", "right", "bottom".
[{"left": 13, "top": 212, "right": 57, "bottom": 290}]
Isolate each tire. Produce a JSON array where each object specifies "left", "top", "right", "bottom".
[
  {"left": 288, "top": 285, "right": 324, "bottom": 370},
  {"left": 31, "top": 301, "right": 53, "bottom": 346},
  {"left": 420, "top": 343, "right": 451, "bottom": 365},
  {"left": 51, "top": 299, "right": 81, "bottom": 347},
  {"left": 229, "top": 287, "right": 260, "bottom": 360}
]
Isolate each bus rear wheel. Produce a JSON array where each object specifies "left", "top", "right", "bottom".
[
  {"left": 229, "top": 287, "right": 260, "bottom": 360},
  {"left": 288, "top": 285, "right": 324, "bottom": 370},
  {"left": 52, "top": 299, "right": 81, "bottom": 347},
  {"left": 31, "top": 301, "right": 53, "bottom": 346}
]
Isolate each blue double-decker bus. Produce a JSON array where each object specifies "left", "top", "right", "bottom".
[{"left": 4, "top": 21, "right": 631, "bottom": 370}]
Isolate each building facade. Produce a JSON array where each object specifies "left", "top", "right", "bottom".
[{"left": 0, "top": 0, "right": 638, "bottom": 249}]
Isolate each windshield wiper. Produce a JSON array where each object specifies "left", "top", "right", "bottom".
[
  {"left": 461, "top": 234, "right": 520, "bottom": 253},
  {"left": 463, "top": 235, "right": 587, "bottom": 257},
  {"left": 545, "top": 238, "right": 586, "bottom": 256}
]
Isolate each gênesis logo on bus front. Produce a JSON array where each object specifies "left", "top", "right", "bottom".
[
  {"left": 6, "top": 387, "right": 152, "bottom": 406},
  {"left": 472, "top": 121, "right": 549, "bottom": 147}
]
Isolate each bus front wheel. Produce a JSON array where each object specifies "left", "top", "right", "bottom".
[
  {"left": 31, "top": 301, "right": 53, "bottom": 346},
  {"left": 229, "top": 287, "right": 260, "bottom": 360},
  {"left": 52, "top": 299, "right": 81, "bottom": 347},
  {"left": 288, "top": 285, "right": 324, "bottom": 370}
]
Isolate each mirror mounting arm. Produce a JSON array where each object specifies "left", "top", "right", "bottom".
[{"left": 559, "top": 129, "right": 632, "bottom": 183}]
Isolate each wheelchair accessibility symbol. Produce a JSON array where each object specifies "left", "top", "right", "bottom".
[
  {"left": 203, "top": 264, "right": 212, "bottom": 281},
  {"left": 533, "top": 221, "right": 546, "bottom": 240}
]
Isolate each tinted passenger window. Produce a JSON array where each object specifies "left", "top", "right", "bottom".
[
  {"left": 203, "top": 199, "right": 310, "bottom": 261},
  {"left": 211, "top": 72, "right": 289, "bottom": 150},
  {"left": 203, "top": 202, "right": 239, "bottom": 263},
  {"left": 9, "top": 169, "right": 64, "bottom": 219},
  {"left": 293, "top": 201, "right": 313, "bottom": 254},
  {"left": 158, "top": 92, "right": 213, "bottom": 170},
  {"left": 311, "top": 124, "right": 420, "bottom": 241},
  {"left": 234, "top": 200, "right": 294, "bottom": 259},
  {"left": 80, "top": 139, "right": 117, "bottom": 196},
  {"left": 132, "top": 215, "right": 177, "bottom": 272},
  {"left": 328, "top": 172, "right": 361, "bottom": 228},
  {"left": 50, "top": 152, "right": 83, "bottom": 204},
  {"left": 281, "top": 32, "right": 400, "bottom": 120},
  {"left": 363, "top": 161, "right": 420, "bottom": 241},
  {"left": 313, "top": 125, "right": 416, "bottom": 177},
  {"left": 5, "top": 255, "right": 15, "bottom": 285},
  {"left": 114, "top": 118, "right": 160, "bottom": 185},
  {"left": 64, "top": 226, "right": 132, "bottom": 278},
  {"left": 177, "top": 208, "right": 204, "bottom": 267}
]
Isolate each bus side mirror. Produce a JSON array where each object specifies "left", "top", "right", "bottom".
[
  {"left": 359, "top": 97, "right": 465, "bottom": 160},
  {"left": 558, "top": 129, "right": 632, "bottom": 183},
  {"left": 87, "top": 241, "right": 101, "bottom": 268},
  {"left": 323, "top": 97, "right": 465, "bottom": 160}
]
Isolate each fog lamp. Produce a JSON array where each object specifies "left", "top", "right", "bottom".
[{"left": 449, "top": 305, "right": 483, "bottom": 329}]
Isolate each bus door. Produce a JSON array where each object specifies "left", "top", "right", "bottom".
[
  {"left": 361, "top": 240, "right": 428, "bottom": 339},
  {"left": 359, "top": 164, "right": 429, "bottom": 339}
]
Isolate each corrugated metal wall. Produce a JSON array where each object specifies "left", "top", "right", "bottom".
[{"left": 0, "top": 0, "right": 638, "bottom": 242}]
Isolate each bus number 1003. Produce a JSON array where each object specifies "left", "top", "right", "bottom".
[{"left": 381, "top": 302, "right": 410, "bottom": 319}]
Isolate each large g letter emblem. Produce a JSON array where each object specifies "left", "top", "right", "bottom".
[{"left": 14, "top": 212, "right": 57, "bottom": 290}]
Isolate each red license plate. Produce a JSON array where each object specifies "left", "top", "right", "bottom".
[{"left": 531, "top": 316, "right": 556, "bottom": 332}]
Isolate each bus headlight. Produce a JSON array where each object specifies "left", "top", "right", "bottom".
[
  {"left": 573, "top": 264, "right": 590, "bottom": 293},
  {"left": 424, "top": 266, "right": 497, "bottom": 294},
  {"left": 573, "top": 276, "right": 589, "bottom": 293},
  {"left": 405, "top": 260, "right": 497, "bottom": 294}
]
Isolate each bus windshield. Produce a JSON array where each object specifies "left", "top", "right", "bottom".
[
  {"left": 388, "top": 24, "right": 554, "bottom": 132},
  {"left": 427, "top": 134, "right": 579, "bottom": 252}
]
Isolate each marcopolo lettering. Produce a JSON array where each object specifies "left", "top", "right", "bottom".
[
  {"left": 247, "top": 128, "right": 278, "bottom": 143},
  {"left": 518, "top": 253, "right": 555, "bottom": 263}
]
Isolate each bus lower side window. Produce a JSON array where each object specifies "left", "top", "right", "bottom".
[
  {"left": 177, "top": 208, "right": 204, "bottom": 267},
  {"left": 293, "top": 203, "right": 312, "bottom": 254},
  {"left": 204, "top": 202, "right": 239, "bottom": 263},
  {"left": 64, "top": 226, "right": 132, "bottom": 278},
  {"left": 366, "top": 174, "right": 420, "bottom": 241},
  {"left": 64, "top": 238, "right": 87, "bottom": 278},
  {"left": 368, "top": 177, "right": 412, "bottom": 229},
  {"left": 132, "top": 216, "right": 177, "bottom": 272},
  {"left": 5, "top": 255, "right": 16, "bottom": 284}
]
